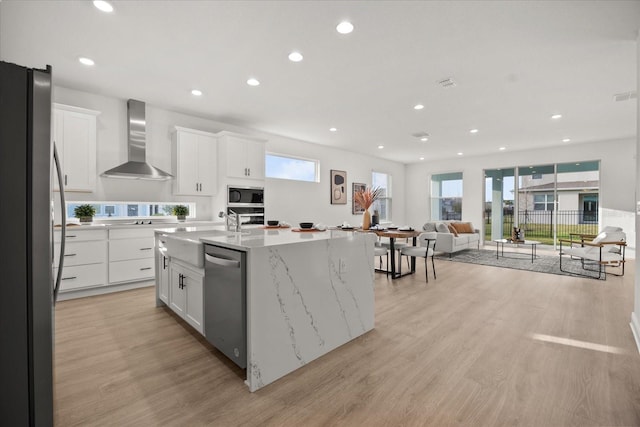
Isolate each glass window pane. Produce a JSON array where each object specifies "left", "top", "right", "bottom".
[
  {"left": 431, "top": 172, "right": 463, "bottom": 220},
  {"left": 66, "top": 201, "right": 196, "bottom": 220},
  {"left": 266, "top": 153, "right": 318, "bottom": 182}
]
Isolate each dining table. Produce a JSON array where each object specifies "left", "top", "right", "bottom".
[{"left": 370, "top": 229, "right": 422, "bottom": 279}]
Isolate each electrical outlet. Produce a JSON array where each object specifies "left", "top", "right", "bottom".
[{"left": 339, "top": 258, "right": 347, "bottom": 274}]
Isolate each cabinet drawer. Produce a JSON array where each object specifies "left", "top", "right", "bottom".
[
  {"left": 56, "top": 263, "right": 107, "bottom": 292},
  {"left": 109, "top": 258, "right": 155, "bottom": 283},
  {"left": 55, "top": 240, "right": 106, "bottom": 267},
  {"left": 55, "top": 228, "right": 107, "bottom": 242},
  {"left": 109, "top": 237, "right": 155, "bottom": 261},
  {"left": 110, "top": 228, "right": 155, "bottom": 239}
]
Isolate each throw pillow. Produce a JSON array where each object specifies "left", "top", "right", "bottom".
[
  {"left": 447, "top": 223, "right": 459, "bottom": 237},
  {"left": 436, "top": 223, "right": 450, "bottom": 233},
  {"left": 423, "top": 222, "right": 437, "bottom": 232},
  {"left": 452, "top": 222, "right": 474, "bottom": 234}
]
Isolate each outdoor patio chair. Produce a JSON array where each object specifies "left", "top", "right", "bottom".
[{"left": 559, "top": 228, "right": 626, "bottom": 279}]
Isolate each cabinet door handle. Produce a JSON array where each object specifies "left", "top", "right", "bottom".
[
  {"left": 64, "top": 253, "right": 76, "bottom": 257},
  {"left": 178, "top": 273, "right": 184, "bottom": 289},
  {"left": 61, "top": 276, "right": 77, "bottom": 280},
  {"left": 140, "top": 247, "right": 153, "bottom": 251},
  {"left": 163, "top": 256, "right": 167, "bottom": 270},
  {"left": 67, "top": 235, "right": 77, "bottom": 238},
  {"left": 196, "top": 182, "right": 198, "bottom": 191},
  {"left": 64, "top": 174, "right": 68, "bottom": 186},
  {"left": 248, "top": 168, "right": 251, "bottom": 176},
  {"left": 140, "top": 267, "right": 152, "bottom": 271}
]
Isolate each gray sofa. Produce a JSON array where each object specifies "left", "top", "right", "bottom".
[{"left": 422, "top": 221, "right": 480, "bottom": 255}]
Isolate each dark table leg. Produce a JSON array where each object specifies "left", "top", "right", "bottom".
[
  {"left": 411, "top": 236, "right": 417, "bottom": 273},
  {"left": 389, "top": 237, "right": 396, "bottom": 278}
]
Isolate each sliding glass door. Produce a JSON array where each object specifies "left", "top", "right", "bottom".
[
  {"left": 483, "top": 161, "right": 599, "bottom": 247},
  {"left": 484, "top": 168, "right": 515, "bottom": 241}
]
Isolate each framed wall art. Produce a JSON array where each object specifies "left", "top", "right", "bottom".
[
  {"left": 330, "top": 170, "right": 347, "bottom": 204},
  {"left": 352, "top": 182, "right": 366, "bottom": 214}
]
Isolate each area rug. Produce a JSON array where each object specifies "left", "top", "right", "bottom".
[{"left": 437, "top": 249, "right": 608, "bottom": 280}]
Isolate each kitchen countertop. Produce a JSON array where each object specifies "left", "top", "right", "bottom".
[{"left": 155, "top": 226, "right": 358, "bottom": 251}]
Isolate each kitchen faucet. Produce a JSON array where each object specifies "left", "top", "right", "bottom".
[{"left": 219, "top": 210, "right": 241, "bottom": 232}]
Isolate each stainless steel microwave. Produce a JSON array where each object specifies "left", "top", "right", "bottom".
[{"left": 227, "top": 185, "right": 264, "bottom": 206}]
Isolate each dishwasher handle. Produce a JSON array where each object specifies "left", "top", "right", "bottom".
[{"left": 205, "top": 253, "right": 240, "bottom": 268}]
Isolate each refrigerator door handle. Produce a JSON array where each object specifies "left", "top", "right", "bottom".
[{"left": 53, "top": 142, "right": 66, "bottom": 303}]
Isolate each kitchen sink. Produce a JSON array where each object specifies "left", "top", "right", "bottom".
[{"left": 164, "top": 235, "right": 204, "bottom": 268}]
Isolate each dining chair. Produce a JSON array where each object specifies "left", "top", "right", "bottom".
[
  {"left": 380, "top": 238, "right": 411, "bottom": 269},
  {"left": 374, "top": 241, "right": 389, "bottom": 276},
  {"left": 399, "top": 232, "right": 437, "bottom": 282}
]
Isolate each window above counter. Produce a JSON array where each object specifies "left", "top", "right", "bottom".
[{"left": 65, "top": 201, "right": 197, "bottom": 221}]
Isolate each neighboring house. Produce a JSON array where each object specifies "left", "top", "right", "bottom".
[{"left": 518, "top": 171, "right": 599, "bottom": 224}]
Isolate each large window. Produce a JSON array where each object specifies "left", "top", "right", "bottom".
[
  {"left": 431, "top": 172, "right": 463, "bottom": 220},
  {"left": 483, "top": 161, "right": 599, "bottom": 246},
  {"left": 265, "top": 153, "right": 319, "bottom": 182},
  {"left": 65, "top": 201, "right": 197, "bottom": 220},
  {"left": 372, "top": 171, "right": 392, "bottom": 222},
  {"left": 533, "top": 194, "right": 554, "bottom": 211}
]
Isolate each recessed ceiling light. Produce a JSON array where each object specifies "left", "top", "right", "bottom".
[
  {"left": 469, "top": 129, "right": 479, "bottom": 134},
  {"left": 336, "top": 21, "right": 354, "bottom": 34},
  {"left": 419, "top": 156, "right": 425, "bottom": 161},
  {"left": 377, "top": 145, "right": 384, "bottom": 149},
  {"left": 499, "top": 147, "right": 506, "bottom": 151},
  {"left": 551, "top": 114, "right": 562, "bottom": 119},
  {"left": 420, "top": 137, "right": 428, "bottom": 142},
  {"left": 78, "top": 57, "right": 95, "bottom": 66},
  {"left": 329, "top": 127, "right": 337, "bottom": 132},
  {"left": 457, "top": 152, "right": 463, "bottom": 156},
  {"left": 562, "top": 138, "right": 571, "bottom": 142},
  {"left": 414, "top": 104, "right": 424, "bottom": 110},
  {"left": 247, "top": 78, "right": 260, "bottom": 86},
  {"left": 93, "top": 0, "right": 113, "bottom": 13},
  {"left": 288, "top": 51, "right": 303, "bottom": 62},
  {"left": 191, "top": 89, "right": 202, "bottom": 96}
]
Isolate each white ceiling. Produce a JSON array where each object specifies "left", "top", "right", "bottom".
[{"left": 1, "top": 1, "right": 638, "bottom": 164}]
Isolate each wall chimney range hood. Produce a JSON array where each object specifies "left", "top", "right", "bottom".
[{"left": 101, "top": 99, "right": 173, "bottom": 180}]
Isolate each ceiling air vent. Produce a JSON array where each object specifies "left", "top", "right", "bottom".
[
  {"left": 613, "top": 91, "right": 637, "bottom": 102},
  {"left": 437, "top": 78, "right": 456, "bottom": 88},
  {"left": 411, "top": 131, "right": 430, "bottom": 141}
]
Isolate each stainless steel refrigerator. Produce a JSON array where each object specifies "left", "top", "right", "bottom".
[{"left": 0, "top": 61, "right": 65, "bottom": 426}]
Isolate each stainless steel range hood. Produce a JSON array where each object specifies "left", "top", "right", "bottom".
[{"left": 101, "top": 99, "right": 173, "bottom": 180}]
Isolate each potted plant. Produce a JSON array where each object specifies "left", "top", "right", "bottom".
[
  {"left": 74, "top": 204, "right": 96, "bottom": 223},
  {"left": 172, "top": 205, "right": 189, "bottom": 221},
  {"left": 354, "top": 186, "right": 383, "bottom": 230}
]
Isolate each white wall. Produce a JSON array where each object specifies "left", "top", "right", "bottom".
[
  {"left": 52, "top": 86, "right": 406, "bottom": 226},
  {"left": 405, "top": 138, "right": 637, "bottom": 250},
  {"left": 632, "top": 29, "right": 640, "bottom": 352}
]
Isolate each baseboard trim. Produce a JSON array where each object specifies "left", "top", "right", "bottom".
[
  {"left": 57, "top": 280, "right": 154, "bottom": 301},
  {"left": 630, "top": 312, "right": 640, "bottom": 354}
]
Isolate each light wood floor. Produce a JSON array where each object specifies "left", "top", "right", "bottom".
[{"left": 54, "top": 255, "right": 640, "bottom": 426}]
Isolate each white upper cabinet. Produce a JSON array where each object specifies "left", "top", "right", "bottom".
[
  {"left": 217, "top": 131, "right": 266, "bottom": 180},
  {"left": 53, "top": 104, "right": 100, "bottom": 192},
  {"left": 172, "top": 127, "right": 217, "bottom": 196}
]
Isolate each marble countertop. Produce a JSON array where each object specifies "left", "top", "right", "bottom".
[{"left": 155, "top": 226, "right": 358, "bottom": 251}]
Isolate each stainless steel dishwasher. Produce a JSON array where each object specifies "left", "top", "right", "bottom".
[{"left": 204, "top": 244, "right": 247, "bottom": 369}]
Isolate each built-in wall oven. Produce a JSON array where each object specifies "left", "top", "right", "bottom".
[{"left": 227, "top": 185, "right": 264, "bottom": 225}]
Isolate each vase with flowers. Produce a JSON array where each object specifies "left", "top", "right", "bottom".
[{"left": 354, "top": 186, "right": 383, "bottom": 230}]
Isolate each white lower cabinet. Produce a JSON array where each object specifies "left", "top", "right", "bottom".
[
  {"left": 156, "top": 238, "right": 170, "bottom": 305},
  {"left": 109, "top": 228, "right": 155, "bottom": 284},
  {"left": 169, "top": 260, "right": 204, "bottom": 334},
  {"left": 54, "top": 229, "right": 107, "bottom": 292}
]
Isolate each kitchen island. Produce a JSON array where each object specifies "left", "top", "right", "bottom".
[{"left": 155, "top": 226, "right": 376, "bottom": 391}]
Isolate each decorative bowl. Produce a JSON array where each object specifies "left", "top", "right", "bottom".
[{"left": 299, "top": 222, "right": 314, "bottom": 229}]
